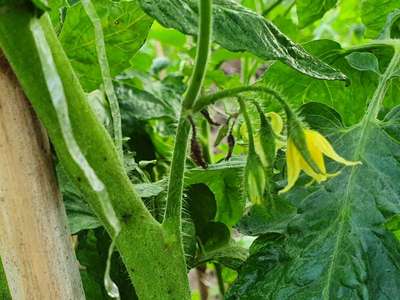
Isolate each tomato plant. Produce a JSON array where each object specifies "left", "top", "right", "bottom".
[{"left": 1, "top": 0, "right": 400, "bottom": 299}]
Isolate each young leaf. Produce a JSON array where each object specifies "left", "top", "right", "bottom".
[
  {"left": 345, "top": 52, "right": 380, "bottom": 75},
  {"left": 138, "top": 0, "right": 346, "bottom": 81}
]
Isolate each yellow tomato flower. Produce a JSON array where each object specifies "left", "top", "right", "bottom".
[{"left": 280, "top": 129, "right": 361, "bottom": 193}]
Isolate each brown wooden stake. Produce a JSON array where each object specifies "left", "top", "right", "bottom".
[{"left": 0, "top": 53, "right": 85, "bottom": 299}]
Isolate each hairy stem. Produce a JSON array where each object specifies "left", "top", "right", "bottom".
[
  {"left": 193, "top": 85, "right": 285, "bottom": 113},
  {"left": 164, "top": 0, "right": 213, "bottom": 232},
  {"left": 181, "top": 0, "right": 213, "bottom": 110},
  {"left": 238, "top": 97, "right": 256, "bottom": 153}
]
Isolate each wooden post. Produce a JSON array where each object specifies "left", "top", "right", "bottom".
[{"left": 0, "top": 53, "right": 85, "bottom": 299}]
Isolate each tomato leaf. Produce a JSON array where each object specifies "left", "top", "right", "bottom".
[
  {"left": 263, "top": 39, "right": 399, "bottom": 125},
  {"left": 138, "top": 0, "right": 346, "bottom": 81},
  {"left": 227, "top": 103, "right": 400, "bottom": 299},
  {"left": 186, "top": 159, "right": 245, "bottom": 227}
]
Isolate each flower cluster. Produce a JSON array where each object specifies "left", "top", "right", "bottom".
[{"left": 241, "top": 101, "right": 360, "bottom": 200}]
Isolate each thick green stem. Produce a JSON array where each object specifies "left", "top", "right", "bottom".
[
  {"left": 164, "top": 0, "right": 213, "bottom": 233},
  {"left": 0, "top": 5, "right": 190, "bottom": 299}
]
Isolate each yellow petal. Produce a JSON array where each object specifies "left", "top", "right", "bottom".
[
  {"left": 306, "top": 130, "right": 327, "bottom": 174},
  {"left": 286, "top": 129, "right": 326, "bottom": 183},
  {"left": 309, "top": 130, "right": 361, "bottom": 166},
  {"left": 279, "top": 139, "right": 301, "bottom": 194},
  {"left": 266, "top": 112, "right": 284, "bottom": 135}
]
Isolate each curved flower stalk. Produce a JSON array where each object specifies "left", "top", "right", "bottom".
[
  {"left": 240, "top": 111, "right": 285, "bottom": 165},
  {"left": 279, "top": 128, "right": 361, "bottom": 194}
]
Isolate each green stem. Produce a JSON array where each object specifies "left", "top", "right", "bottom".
[
  {"left": 366, "top": 49, "right": 400, "bottom": 121},
  {"left": 354, "top": 47, "right": 400, "bottom": 159},
  {"left": 214, "top": 263, "right": 225, "bottom": 296},
  {"left": 196, "top": 85, "right": 321, "bottom": 173},
  {"left": 238, "top": 97, "right": 256, "bottom": 154},
  {"left": 181, "top": 0, "right": 212, "bottom": 110},
  {"left": 81, "top": 0, "right": 123, "bottom": 160},
  {"left": 164, "top": 0, "right": 213, "bottom": 231},
  {"left": 193, "top": 85, "right": 285, "bottom": 113}
]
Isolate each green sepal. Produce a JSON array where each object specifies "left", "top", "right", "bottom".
[
  {"left": 253, "top": 102, "right": 276, "bottom": 168},
  {"left": 244, "top": 150, "right": 267, "bottom": 206},
  {"left": 214, "top": 117, "right": 230, "bottom": 147}
]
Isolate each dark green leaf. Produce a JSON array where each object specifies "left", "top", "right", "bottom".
[
  {"left": 237, "top": 201, "right": 296, "bottom": 236},
  {"left": 200, "top": 221, "right": 231, "bottom": 251},
  {"left": 139, "top": 0, "right": 346, "bottom": 81},
  {"left": 196, "top": 241, "right": 249, "bottom": 270},
  {"left": 186, "top": 184, "right": 217, "bottom": 230},
  {"left": 76, "top": 229, "right": 137, "bottom": 300},
  {"left": 186, "top": 159, "right": 245, "bottom": 226},
  {"left": 116, "top": 83, "right": 178, "bottom": 121},
  {"left": 60, "top": 0, "right": 153, "bottom": 90},
  {"left": 227, "top": 105, "right": 400, "bottom": 299},
  {"left": 299, "top": 102, "right": 343, "bottom": 135},
  {"left": 296, "top": 0, "right": 338, "bottom": 28},
  {"left": 263, "top": 39, "right": 397, "bottom": 125}
]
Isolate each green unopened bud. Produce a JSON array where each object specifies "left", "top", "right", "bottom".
[
  {"left": 214, "top": 117, "right": 230, "bottom": 147},
  {"left": 245, "top": 151, "right": 266, "bottom": 205},
  {"left": 253, "top": 102, "right": 275, "bottom": 168}
]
